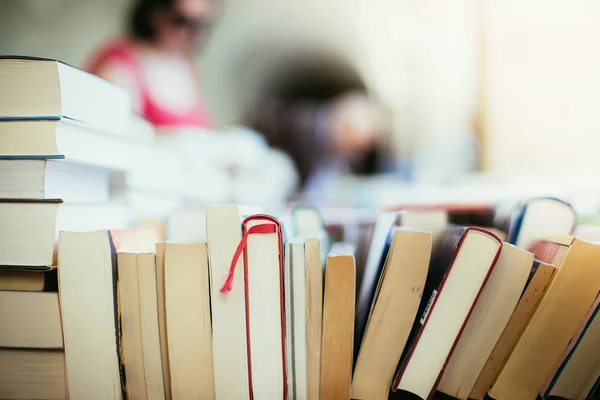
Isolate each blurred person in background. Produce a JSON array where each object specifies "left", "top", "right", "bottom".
[
  {"left": 85, "top": 0, "right": 218, "bottom": 129},
  {"left": 248, "top": 56, "right": 384, "bottom": 195}
]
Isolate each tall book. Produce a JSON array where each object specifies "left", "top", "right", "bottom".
[
  {"left": 0, "top": 57, "right": 131, "bottom": 135},
  {"left": 0, "top": 291, "right": 63, "bottom": 348},
  {"left": 437, "top": 243, "right": 534, "bottom": 399},
  {"left": 541, "top": 295, "right": 600, "bottom": 399},
  {"left": 469, "top": 261, "right": 557, "bottom": 400},
  {"left": 489, "top": 239, "right": 600, "bottom": 400},
  {"left": 0, "top": 199, "right": 61, "bottom": 268},
  {"left": 352, "top": 229, "right": 431, "bottom": 400},
  {"left": 117, "top": 253, "right": 147, "bottom": 399},
  {"left": 117, "top": 253, "right": 165, "bottom": 400},
  {"left": 155, "top": 242, "right": 171, "bottom": 400},
  {"left": 391, "top": 227, "right": 502, "bottom": 400},
  {"left": 285, "top": 241, "right": 306, "bottom": 400},
  {"left": 304, "top": 237, "right": 323, "bottom": 400},
  {"left": 137, "top": 253, "right": 167, "bottom": 400},
  {"left": 241, "top": 215, "right": 286, "bottom": 399},
  {"left": 320, "top": 254, "right": 356, "bottom": 400},
  {"left": 206, "top": 205, "right": 249, "bottom": 400},
  {"left": 0, "top": 349, "right": 66, "bottom": 400},
  {"left": 58, "top": 230, "right": 123, "bottom": 399},
  {"left": 505, "top": 197, "right": 576, "bottom": 248},
  {"left": 165, "top": 243, "right": 214, "bottom": 399}
]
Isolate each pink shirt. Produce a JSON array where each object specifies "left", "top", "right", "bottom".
[{"left": 86, "top": 39, "right": 214, "bottom": 129}]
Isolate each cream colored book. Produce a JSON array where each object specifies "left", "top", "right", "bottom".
[
  {"left": 305, "top": 238, "right": 323, "bottom": 400},
  {"left": 490, "top": 239, "right": 600, "bottom": 400},
  {"left": 0, "top": 349, "right": 66, "bottom": 400},
  {"left": 58, "top": 230, "right": 123, "bottom": 400},
  {"left": 245, "top": 216, "right": 286, "bottom": 399},
  {"left": 0, "top": 291, "right": 63, "bottom": 349},
  {"left": 155, "top": 242, "right": 172, "bottom": 400},
  {"left": 438, "top": 243, "right": 534, "bottom": 399},
  {"left": 137, "top": 253, "right": 167, "bottom": 400},
  {"left": 118, "top": 253, "right": 147, "bottom": 399},
  {"left": 351, "top": 229, "right": 431, "bottom": 400},
  {"left": 165, "top": 243, "right": 214, "bottom": 399},
  {"left": 206, "top": 206, "right": 249, "bottom": 400},
  {"left": 285, "top": 241, "right": 307, "bottom": 400},
  {"left": 320, "top": 254, "right": 356, "bottom": 400}
]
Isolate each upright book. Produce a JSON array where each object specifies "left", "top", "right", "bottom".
[
  {"left": 165, "top": 243, "right": 214, "bottom": 399},
  {"left": 391, "top": 226, "right": 502, "bottom": 400},
  {"left": 352, "top": 229, "right": 431, "bottom": 400},
  {"left": 489, "top": 238, "right": 600, "bottom": 400},
  {"left": 0, "top": 57, "right": 131, "bottom": 135},
  {"left": 320, "top": 253, "right": 356, "bottom": 400},
  {"left": 206, "top": 206, "right": 249, "bottom": 400},
  {"left": 304, "top": 237, "right": 323, "bottom": 400},
  {"left": 58, "top": 230, "right": 123, "bottom": 400},
  {"left": 437, "top": 243, "right": 534, "bottom": 399}
]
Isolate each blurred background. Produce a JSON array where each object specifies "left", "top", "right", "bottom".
[{"left": 2, "top": 0, "right": 600, "bottom": 211}]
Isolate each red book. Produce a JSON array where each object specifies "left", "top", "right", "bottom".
[{"left": 391, "top": 226, "right": 502, "bottom": 400}]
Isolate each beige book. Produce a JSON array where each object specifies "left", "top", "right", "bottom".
[
  {"left": 320, "top": 254, "right": 356, "bottom": 400},
  {"left": 438, "top": 244, "right": 534, "bottom": 399},
  {"left": 118, "top": 253, "right": 147, "bottom": 399},
  {"left": 470, "top": 261, "right": 557, "bottom": 400},
  {"left": 206, "top": 206, "right": 249, "bottom": 400},
  {"left": 0, "top": 269, "right": 51, "bottom": 291},
  {"left": 352, "top": 229, "right": 431, "bottom": 400},
  {"left": 0, "top": 348, "right": 66, "bottom": 400},
  {"left": 165, "top": 243, "right": 215, "bottom": 399},
  {"left": 546, "top": 298, "right": 600, "bottom": 399},
  {"left": 490, "top": 239, "right": 600, "bottom": 400},
  {"left": 137, "top": 253, "right": 167, "bottom": 400},
  {"left": 0, "top": 291, "right": 63, "bottom": 348},
  {"left": 305, "top": 238, "right": 323, "bottom": 400},
  {"left": 155, "top": 242, "right": 172, "bottom": 400},
  {"left": 58, "top": 230, "right": 123, "bottom": 400}
]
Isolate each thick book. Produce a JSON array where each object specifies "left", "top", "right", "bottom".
[
  {"left": 165, "top": 243, "right": 214, "bottom": 399},
  {"left": 0, "top": 158, "right": 110, "bottom": 201},
  {"left": 0, "top": 291, "right": 63, "bottom": 348},
  {"left": 505, "top": 197, "right": 576, "bottom": 248},
  {"left": 206, "top": 206, "right": 249, "bottom": 400},
  {"left": 285, "top": 241, "right": 307, "bottom": 400},
  {"left": 118, "top": 253, "right": 166, "bottom": 400},
  {"left": 0, "top": 268, "right": 57, "bottom": 291},
  {"left": 352, "top": 229, "right": 431, "bottom": 400},
  {"left": 0, "top": 199, "right": 61, "bottom": 268},
  {"left": 58, "top": 230, "right": 124, "bottom": 399},
  {"left": 437, "top": 243, "right": 534, "bottom": 399},
  {"left": 305, "top": 237, "right": 323, "bottom": 400},
  {"left": 489, "top": 239, "right": 600, "bottom": 400},
  {"left": 542, "top": 295, "right": 600, "bottom": 399},
  {"left": 0, "top": 349, "right": 66, "bottom": 400},
  {"left": 0, "top": 57, "right": 131, "bottom": 135},
  {"left": 320, "top": 253, "right": 356, "bottom": 400},
  {"left": 391, "top": 226, "right": 502, "bottom": 400},
  {"left": 469, "top": 261, "right": 557, "bottom": 400}
]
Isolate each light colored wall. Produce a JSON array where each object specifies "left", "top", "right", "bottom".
[
  {"left": 0, "top": 0, "right": 479, "bottom": 178},
  {"left": 482, "top": 0, "right": 600, "bottom": 176}
]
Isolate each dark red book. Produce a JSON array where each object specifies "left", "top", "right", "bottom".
[{"left": 391, "top": 226, "right": 502, "bottom": 400}]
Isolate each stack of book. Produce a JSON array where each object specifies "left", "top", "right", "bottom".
[{"left": 0, "top": 57, "right": 132, "bottom": 399}]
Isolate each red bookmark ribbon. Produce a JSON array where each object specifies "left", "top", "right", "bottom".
[{"left": 220, "top": 223, "right": 277, "bottom": 294}]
